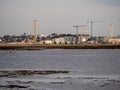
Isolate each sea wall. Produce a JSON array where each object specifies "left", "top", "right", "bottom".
[{"left": 0, "top": 44, "right": 120, "bottom": 50}]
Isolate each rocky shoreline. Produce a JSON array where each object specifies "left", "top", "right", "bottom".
[{"left": 0, "top": 70, "right": 120, "bottom": 90}]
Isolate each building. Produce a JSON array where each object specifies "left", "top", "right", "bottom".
[
  {"left": 98, "top": 37, "right": 109, "bottom": 43},
  {"left": 26, "top": 35, "right": 35, "bottom": 44},
  {"left": 52, "top": 36, "right": 65, "bottom": 44},
  {"left": 52, "top": 34, "right": 76, "bottom": 44},
  {"left": 64, "top": 34, "right": 76, "bottom": 44},
  {"left": 109, "top": 38, "right": 120, "bottom": 44},
  {"left": 40, "top": 39, "right": 53, "bottom": 44},
  {"left": 77, "top": 34, "right": 90, "bottom": 43}
]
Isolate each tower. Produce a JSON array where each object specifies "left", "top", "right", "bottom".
[
  {"left": 109, "top": 24, "right": 113, "bottom": 38},
  {"left": 34, "top": 20, "right": 37, "bottom": 43}
]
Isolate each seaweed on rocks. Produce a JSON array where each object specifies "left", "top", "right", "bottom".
[
  {"left": 0, "top": 70, "right": 69, "bottom": 77},
  {"left": 0, "top": 84, "right": 29, "bottom": 88}
]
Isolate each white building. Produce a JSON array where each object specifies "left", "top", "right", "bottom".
[
  {"left": 109, "top": 38, "right": 120, "bottom": 44},
  {"left": 77, "top": 34, "right": 90, "bottom": 43},
  {"left": 40, "top": 39, "right": 53, "bottom": 44},
  {"left": 52, "top": 37, "right": 65, "bottom": 44},
  {"left": 52, "top": 35, "right": 76, "bottom": 44}
]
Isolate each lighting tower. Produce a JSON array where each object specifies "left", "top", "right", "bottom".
[{"left": 34, "top": 20, "right": 37, "bottom": 43}]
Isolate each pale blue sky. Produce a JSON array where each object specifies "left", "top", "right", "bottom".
[{"left": 0, "top": 0, "right": 120, "bottom": 36}]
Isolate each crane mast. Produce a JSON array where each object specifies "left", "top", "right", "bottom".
[{"left": 87, "top": 20, "right": 104, "bottom": 38}]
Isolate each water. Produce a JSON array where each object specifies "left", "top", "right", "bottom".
[
  {"left": 0, "top": 49, "right": 120, "bottom": 90},
  {"left": 0, "top": 49, "right": 120, "bottom": 75}
]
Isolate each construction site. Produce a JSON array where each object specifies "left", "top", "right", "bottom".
[{"left": 0, "top": 20, "right": 120, "bottom": 50}]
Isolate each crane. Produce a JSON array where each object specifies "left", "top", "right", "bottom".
[
  {"left": 73, "top": 25, "right": 85, "bottom": 43},
  {"left": 87, "top": 20, "right": 104, "bottom": 38},
  {"left": 73, "top": 25, "right": 85, "bottom": 36}
]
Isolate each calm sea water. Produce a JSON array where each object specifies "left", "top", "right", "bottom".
[{"left": 0, "top": 49, "right": 120, "bottom": 75}]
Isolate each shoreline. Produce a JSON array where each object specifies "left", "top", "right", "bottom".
[
  {"left": 0, "top": 44, "right": 120, "bottom": 50},
  {"left": 0, "top": 69, "right": 120, "bottom": 90}
]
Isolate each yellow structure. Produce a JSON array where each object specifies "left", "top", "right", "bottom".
[
  {"left": 26, "top": 20, "right": 37, "bottom": 44},
  {"left": 34, "top": 20, "right": 37, "bottom": 43}
]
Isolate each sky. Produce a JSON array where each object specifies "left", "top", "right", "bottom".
[{"left": 0, "top": 0, "right": 120, "bottom": 36}]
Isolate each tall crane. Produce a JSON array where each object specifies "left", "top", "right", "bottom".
[{"left": 87, "top": 20, "right": 104, "bottom": 38}]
